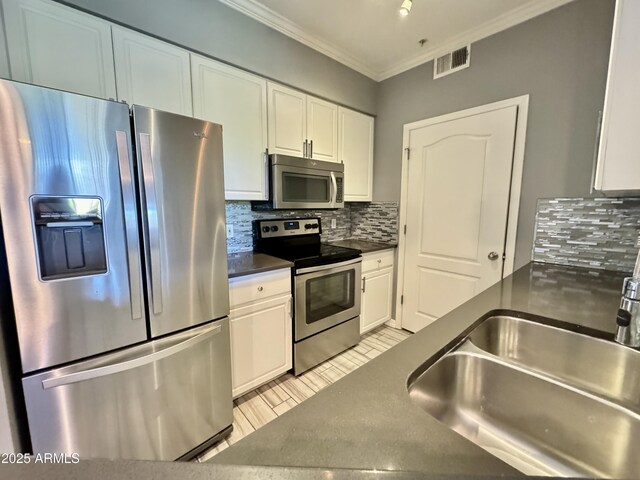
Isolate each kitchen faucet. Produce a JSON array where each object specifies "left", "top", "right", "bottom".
[{"left": 615, "top": 235, "right": 640, "bottom": 347}]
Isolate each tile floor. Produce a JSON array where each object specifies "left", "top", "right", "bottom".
[{"left": 196, "top": 324, "right": 412, "bottom": 462}]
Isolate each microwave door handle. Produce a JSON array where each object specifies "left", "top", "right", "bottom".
[
  {"left": 139, "top": 132, "right": 163, "bottom": 316},
  {"left": 330, "top": 172, "right": 338, "bottom": 207}
]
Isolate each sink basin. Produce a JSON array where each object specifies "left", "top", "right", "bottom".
[
  {"left": 468, "top": 315, "right": 640, "bottom": 411},
  {"left": 408, "top": 314, "right": 640, "bottom": 478}
]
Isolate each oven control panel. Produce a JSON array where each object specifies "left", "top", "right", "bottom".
[{"left": 255, "top": 218, "right": 321, "bottom": 238}]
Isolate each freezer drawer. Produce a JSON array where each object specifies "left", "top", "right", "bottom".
[{"left": 22, "top": 319, "right": 232, "bottom": 461}]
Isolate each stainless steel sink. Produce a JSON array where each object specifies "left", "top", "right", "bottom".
[
  {"left": 468, "top": 315, "right": 640, "bottom": 411},
  {"left": 408, "top": 314, "right": 640, "bottom": 478}
]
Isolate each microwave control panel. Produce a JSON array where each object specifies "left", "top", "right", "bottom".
[{"left": 335, "top": 177, "right": 344, "bottom": 203}]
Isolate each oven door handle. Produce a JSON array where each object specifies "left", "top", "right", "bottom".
[{"left": 295, "top": 257, "right": 362, "bottom": 275}]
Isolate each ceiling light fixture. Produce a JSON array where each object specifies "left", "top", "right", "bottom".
[{"left": 399, "top": 0, "right": 412, "bottom": 16}]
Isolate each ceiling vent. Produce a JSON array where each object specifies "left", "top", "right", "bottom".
[{"left": 434, "top": 45, "right": 471, "bottom": 79}]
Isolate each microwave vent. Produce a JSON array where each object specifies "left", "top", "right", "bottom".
[{"left": 434, "top": 45, "right": 470, "bottom": 79}]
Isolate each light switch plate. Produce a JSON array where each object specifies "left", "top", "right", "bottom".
[
  {"left": 331, "top": 219, "right": 337, "bottom": 229},
  {"left": 226, "top": 224, "right": 234, "bottom": 238}
]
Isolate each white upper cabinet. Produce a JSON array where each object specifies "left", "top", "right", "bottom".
[
  {"left": 267, "top": 82, "right": 307, "bottom": 158},
  {"left": 2, "top": 0, "right": 116, "bottom": 98},
  {"left": 267, "top": 82, "right": 338, "bottom": 161},
  {"left": 594, "top": 0, "right": 640, "bottom": 193},
  {"left": 191, "top": 55, "right": 268, "bottom": 200},
  {"left": 112, "top": 27, "right": 192, "bottom": 116},
  {"left": 339, "top": 107, "right": 374, "bottom": 202},
  {"left": 306, "top": 96, "right": 338, "bottom": 162}
]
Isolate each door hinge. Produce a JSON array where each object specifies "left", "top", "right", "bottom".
[
  {"left": 401, "top": 295, "right": 404, "bottom": 305},
  {"left": 403, "top": 225, "right": 407, "bottom": 235},
  {"left": 405, "top": 147, "right": 410, "bottom": 160}
]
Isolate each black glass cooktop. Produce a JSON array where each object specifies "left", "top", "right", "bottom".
[{"left": 258, "top": 243, "right": 361, "bottom": 269}]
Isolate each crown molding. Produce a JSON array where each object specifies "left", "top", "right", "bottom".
[
  {"left": 218, "top": 0, "right": 576, "bottom": 82},
  {"left": 377, "top": 0, "right": 576, "bottom": 80},
  {"left": 217, "top": 0, "right": 378, "bottom": 79}
]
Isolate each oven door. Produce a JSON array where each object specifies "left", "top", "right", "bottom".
[
  {"left": 294, "top": 258, "right": 362, "bottom": 341},
  {"left": 272, "top": 163, "right": 339, "bottom": 209}
]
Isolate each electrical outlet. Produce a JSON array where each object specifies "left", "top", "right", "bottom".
[
  {"left": 331, "top": 218, "right": 337, "bottom": 229},
  {"left": 226, "top": 224, "right": 234, "bottom": 238}
]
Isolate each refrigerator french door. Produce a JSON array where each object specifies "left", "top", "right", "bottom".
[{"left": 0, "top": 80, "right": 232, "bottom": 460}]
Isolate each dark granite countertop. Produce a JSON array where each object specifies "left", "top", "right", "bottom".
[
  {"left": 328, "top": 239, "right": 397, "bottom": 254},
  {"left": 3, "top": 262, "right": 627, "bottom": 480},
  {"left": 227, "top": 251, "right": 293, "bottom": 278},
  {"left": 212, "top": 262, "right": 626, "bottom": 474}
]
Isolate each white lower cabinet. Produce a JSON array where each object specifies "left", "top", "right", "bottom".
[
  {"left": 360, "top": 250, "right": 395, "bottom": 334},
  {"left": 229, "top": 269, "right": 292, "bottom": 398}
]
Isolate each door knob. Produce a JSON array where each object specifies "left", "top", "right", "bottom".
[{"left": 488, "top": 251, "right": 500, "bottom": 261}]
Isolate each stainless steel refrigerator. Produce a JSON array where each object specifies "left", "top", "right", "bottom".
[{"left": 0, "top": 79, "right": 232, "bottom": 460}]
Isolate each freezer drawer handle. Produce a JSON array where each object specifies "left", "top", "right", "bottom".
[
  {"left": 116, "top": 130, "right": 143, "bottom": 321},
  {"left": 139, "top": 132, "right": 163, "bottom": 315},
  {"left": 41, "top": 323, "right": 222, "bottom": 390}
]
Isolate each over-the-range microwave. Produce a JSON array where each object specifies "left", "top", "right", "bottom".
[{"left": 265, "top": 154, "right": 344, "bottom": 209}]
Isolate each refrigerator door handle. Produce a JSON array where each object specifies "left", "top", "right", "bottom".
[
  {"left": 116, "top": 131, "right": 143, "bottom": 321},
  {"left": 139, "top": 132, "right": 163, "bottom": 315},
  {"left": 41, "top": 322, "right": 222, "bottom": 390}
]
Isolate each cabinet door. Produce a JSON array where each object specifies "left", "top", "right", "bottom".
[
  {"left": 192, "top": 55, "right": 268, "bottom": 200},
  {"left": 230, "top": 295, "right": 292, "bottom": 398},
  {"left": 339, "top": 107, "right": 374, "bottom": 201},
  {"left": 361, "top": 267, "right": 393, "bottom": 334},
  {"left": 307, "top": 95, "right": 338, "bottom": 162},
  {"left": 594, "top": 0, "right": 640, "bottom": 193},
  {"left": 112, "top": 27, "right": 192, "bottom": 116},
  {"left": 2, "top": 0, "right": 116, "bottom": 98},
  {"left": 267, "top": 82, "right": 306, "bottom": 157}
]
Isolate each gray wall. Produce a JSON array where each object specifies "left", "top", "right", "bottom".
[
  {"left": 56, "top": 0, "right": 377, "bottom": 114},
  {"left": 374, "top": 0, "right": 615, "bottom": 269},
  {"left": 0, "top": 4, "right": 10, "bottom": 79}
]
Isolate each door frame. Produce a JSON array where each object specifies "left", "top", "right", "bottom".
[{"left": 394, "top": 95, "right": 529, "bottom": 329}]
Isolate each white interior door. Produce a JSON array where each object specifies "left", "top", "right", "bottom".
[{"left": 402, "top": 106, "right": 518, "bottom": 333}]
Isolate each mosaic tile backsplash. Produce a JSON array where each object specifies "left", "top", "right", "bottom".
[
  {"left": 532, "top": 197, "right": 640, "bottom": 273},
  {"left": 225, "top": 201, "right": 399, "bottom": 253}
]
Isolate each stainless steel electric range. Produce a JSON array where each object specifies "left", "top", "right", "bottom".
[{"left": 253, "top": 218, "right": 362, "bottom": 375}]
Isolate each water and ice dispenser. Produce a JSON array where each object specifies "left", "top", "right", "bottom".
[{"left": 31, "top": 196, "right": 107, "bottom": 280}]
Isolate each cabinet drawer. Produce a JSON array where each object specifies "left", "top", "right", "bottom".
[
  {"left": 362, "top": 249, "right": 395, "bottom": 273},
  {"left": 229, "top": 268, "right": 291, "bottom": 308}
]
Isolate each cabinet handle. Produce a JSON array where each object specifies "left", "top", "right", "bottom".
[
  {"left": 362, "top": 276, "right": 366, "bottom": 293},
  {"left": 377, "top": 259, "right": 381, "bottom": 264},
  {"left": 309, "top": 140, "right": 313, "bottom": 158},
  {"left": 303, "top": 140, "right": 308, "bottom": 158},
  {"left": 257, "top": 286, "right": 264, "bottom": 292}
]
